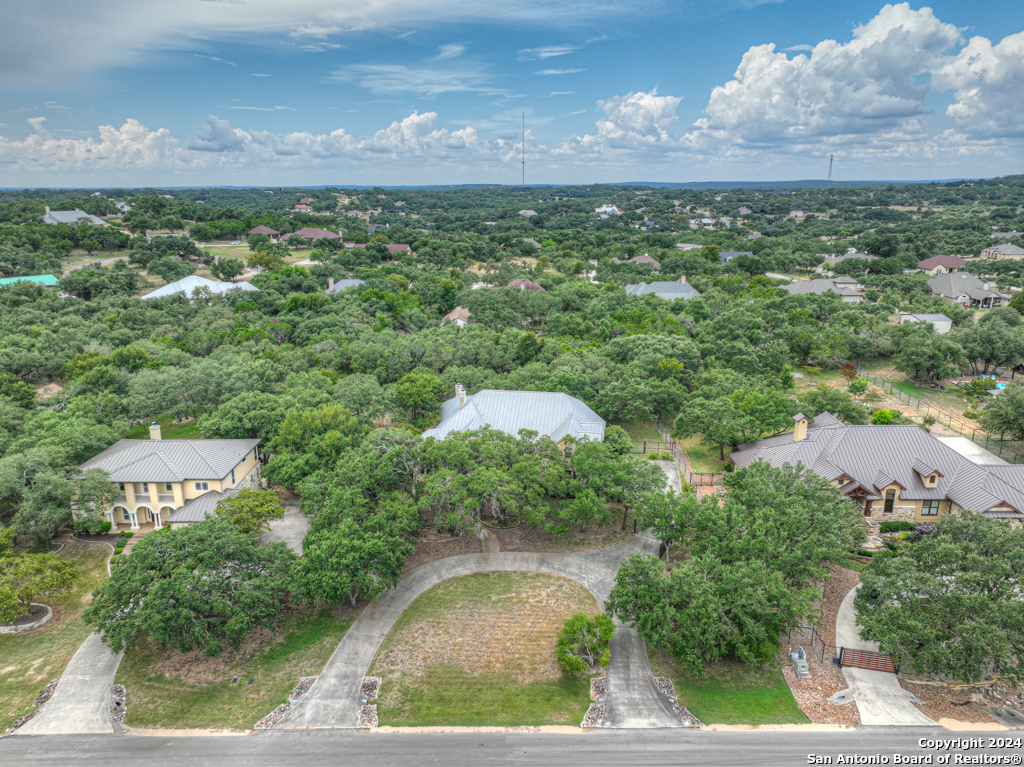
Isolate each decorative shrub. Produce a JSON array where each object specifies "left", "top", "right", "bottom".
[
  {"left": 963, "top": 409, "right": 979, "bottom": 419},
  {"left": 879, "top": 520, "right": 916, "bottom": 533},
  {"left": 915, "top": 523, "right": 937, "bottom": 534},
  {"left": 848, "top": 378, "right": 868, "bottom": 395},
  {"left": 870, "top": 408, "right": 901, "bottom": 425},
  {"left": 70, "top": 515, "right": 113, "bottom": 536},
  {"left": 800, "top": 366, "right": 822, "bottom": 378}
]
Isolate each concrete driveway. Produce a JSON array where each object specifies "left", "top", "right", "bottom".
[
  {"left": 260, "top": 504, "right": 310, "bottom": 555},
  {"left": 15, "top": 633, "right": 123, "bottom": 735},
  {"left": 652, "top": 460, "right": 682, "bottom": 495},
  {"left": 835, "top": 586, "right": 934, "bottom": 726}
]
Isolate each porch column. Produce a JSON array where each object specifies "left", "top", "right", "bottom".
[
  {"left": 154, "top": 510, "right": 162, "bottom": 527},
  {"left": 129, "top": 511, "right": 140, "bottom": 529}
]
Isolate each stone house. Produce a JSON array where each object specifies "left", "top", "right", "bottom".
[{"left": 731, "top": 413, "right": 1024, "bottom": 543}]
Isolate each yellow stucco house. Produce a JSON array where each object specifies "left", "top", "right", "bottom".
[
  {"left": 75, "top": 424, "right": 262, "bottom": 530},
  {"left": 730, "top": 413, "right": 1024, "bottom": 542}
]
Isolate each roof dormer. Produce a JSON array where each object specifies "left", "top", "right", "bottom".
[{"left": 912, "top": 461, "right": 943, "bottom": 487}]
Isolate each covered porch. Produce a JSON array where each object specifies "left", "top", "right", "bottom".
[{"left": 106, "top": 503, "right": 175, "bottom": 531}]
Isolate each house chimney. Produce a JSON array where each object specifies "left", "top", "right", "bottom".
[
  {"left": 455, "top": 383, "right": 467, "bottom": 408},
  {"left": 328, "top": 276, "right": 335, "bottom": 292},
  {"left": 679, "top": 275, "right": 687, "bottom": 285},
  {"left": 792, "top": 413, "right": 809, "bottom": 442},
  {"left": 149, "top": 422, "right": 162, "bottom": 440}
]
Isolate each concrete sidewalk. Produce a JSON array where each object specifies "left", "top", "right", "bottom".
[
  {"left": 16, "top": 632, "right": 122, "bottom": 735},
  {"left": 278, "top": 533, "right": 677, "bottom": 729},
  {"left": 835, "top": 586, "right": 934, "bottom": 727}
]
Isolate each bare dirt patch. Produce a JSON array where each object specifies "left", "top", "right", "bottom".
[
  {"left": 902, "top": 678, "right": 1023, "bottom": 725},
  {"left": 150, "top": 626, "right": 279, "bottom": 685},
  {"left": 780, "top": 564, "right": 861, "bottom": 726},
  {"left": 373, "top": 572, "right": 597, "bottom": 684},
  {"left": 403, "top": 527, "right": 483, "bottom": 574}
]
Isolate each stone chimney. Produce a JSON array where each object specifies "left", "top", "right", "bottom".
[
  {"left": 328, "top": 276, "right": 335, "bottom": 292},
  {"left": 792, "top": 413, "right": 809, "bottom": 442},
  {"left": 149, "top": 422, "right": 162, "bottom": 440},
  {"left": 679, "top": 275, "right": 687, "bottom": 285},
  {"left": 455, "top": 383, "right": 467, "bottom": 408}
]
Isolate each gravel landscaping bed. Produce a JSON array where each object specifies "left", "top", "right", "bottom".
[
  {"left": 362, "top": 676, "right": 381, "bottom": 701},
  {"left": 590, "top": 676, "right": 607, "bottom": 702},
  {"left": 254, "top": 675, "right": 320, "bottom": 730},
  {"left": 358, "top": 704, "right": 378, "bottom": 728},
  {"left": 780, "top": 564, "right": 861, "bottom": 727},
  {"left": 654, "top": 677, "right": 704, "bottom": 727},
  {"left": 901, "top": 678, "right": 1024, "bottom": 725},
  {"left": 4, "top": 710, "right": 38, "bottom": 733},
  {"left": 581, "top": 704, "right": 605, "bottom": 727},
  {"left": 110, "top": 684, "right": 127, "bottom": 724},
  {"left": 34, "top": 677, "right": 60, "bottom": 707}
]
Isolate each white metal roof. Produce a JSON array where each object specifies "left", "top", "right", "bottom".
[
  {"left": 422, "top": 390, "right": 605, "bottom": 443},
  {"left": 140, "top": 275, "right": 260, "bottom": 300},
  {"left": 80, "top": 439, "right": 260, "bottom": 482}
]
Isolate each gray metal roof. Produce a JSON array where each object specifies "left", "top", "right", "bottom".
[
  {"left": 906, "top": 313, "right": 952, "bottom": 322},
  {"left": 624, "top": 280, "right": 701, "bottom": 300},
  {"left": 928, "top": 272, "right": 1003, "bottom": 301},
  {"left": 164, "top": 486, "right": 242, "bottom": 524},
  {"left": 780, "top": 279, "right": 863, "bottom": 297},
  {"left": 42, "top": 208, "right": 107, "bottom": 226},
  {"left": 327, "top": 279, "right": 365, "bottom": 293},
  {"left": 732, "top": 417, "right": 1024, "bottom": 516},
  {"left": 80, "top": 439, "right": 260, "bottom": 482},
  {"left": 422, "top": 390, "right": 605, "bottom": 443}
]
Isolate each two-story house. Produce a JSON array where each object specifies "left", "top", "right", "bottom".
[
  {"left": 75, "top": 424, "right": 262, "bottom": 530},
  {"left": 731, "top": 413, "right": 1024, "bottom": 539}
]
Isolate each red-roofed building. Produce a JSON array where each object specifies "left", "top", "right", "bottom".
[
  {"left": 507, "top": 278, "right": 546, "bottom": 292},
  {"left": 293, "top": 204, "right": 313, "bottom": 212},
  {"left": 248, "top": 225, "right": 280, "bottom": 242},
  {"left": 280, "top": 227, "right": 341, "bottom": 243},
  {"left": 918, "top": 254, "right": 967, "bottom": 276},
  {"left": 385, "top": 244, "right": 412, "bottom": 255}
]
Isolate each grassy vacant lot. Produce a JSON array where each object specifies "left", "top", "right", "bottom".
[
  {"left": 0, "top": 540, "right": 109, "bottom": 731},
  {"left": 677, "top": 434, "right": 729, "bottom": 473},
  {"left": 622, "top": 419, "right": 663, "bottom": 444},
  {"left": 371, "top": 572, "right": 598, "bottom": 727},
  {"left": 126, "top": 413, "right": 201, "bottom": 439},
  {"left": 116, "top": 607, "right": 353, "bottom": 730},
  {"left": 648, "top": 649, "right": 808, "bottom": 726}
]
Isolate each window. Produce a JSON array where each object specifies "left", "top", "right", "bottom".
[
  {"left": 164, "top": 483, "right": 173, "bottom": 493},
  {"left": 194, "top": 481, "right": 209, "bottom": 492},
  {"left": 883, "top": 489, "right": 896, "bottom": 515},
  {"left": 140, "top": 483, "right": 149, "bottom": 494},
  {"left": 922, "top": 500, "right": 939, "bottom": 516},
  {"left": 230, "top": 469, "right": 236, "bottom": 485},
  {"left": 118, "top": 483, "right": 125, "bottom": 492},
  {"left": 927, "top": 474, "right": 937, "bottom": 486}
]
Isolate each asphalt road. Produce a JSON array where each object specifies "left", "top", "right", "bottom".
[{"left": 0, "top": 727, "right": 997, "bottom": 767}]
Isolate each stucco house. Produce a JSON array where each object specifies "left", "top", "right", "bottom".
[
  {"left": 980, "top": 243, "right": 1024, "bottom": 260},
  {"left": 75, "top": 425, "right": 262, "bottom": 530},
  {"left": 917, "top": 255, "right": 966, "bottom": 276},
  {"left": 442, "top": 306, "right": 471, "bottom": 327},
  {"left": 731, "top": 413, "right": 1024, "bottom": 541},
  {"left": 422, "top": 387, "right": 606, "bottom": 446}
]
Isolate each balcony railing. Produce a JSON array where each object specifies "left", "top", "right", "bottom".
[
  {"left": 134, "top": 494, "right": 151, "bottom": 504},
  {"left": 157, "top": 494, "right": 175, "bottom": 504}
]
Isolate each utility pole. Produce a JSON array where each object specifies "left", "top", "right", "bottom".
[
  {"left": 827, "top": 154, "right": 834, "bottom": 184},
  {"left": 522, "top": 112, "right": 525, "bottom": 189}
]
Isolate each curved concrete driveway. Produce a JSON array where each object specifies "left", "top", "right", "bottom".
[
  {"left": 278, "top": 534, "right": 680, "bottom": 729},
  {"left": 835, "top": 586, "right": 934, "bottom": 726},
  {"left": 15, "top": 632, "right": 122, "bottom": 735}
]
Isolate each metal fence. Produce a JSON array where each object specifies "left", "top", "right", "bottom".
[
  {"left": 856, "top": 367, "right": 1024, "bottom": 465},
  {"left": 652, "top": 420, "right": 725, "bottom": 488},
  {"left": 786, "top": 625, "right": 838, "bottom": 666}
]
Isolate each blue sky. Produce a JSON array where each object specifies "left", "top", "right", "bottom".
[{"left": 1, "top": 0, "right": 1022, "bottom": 186}]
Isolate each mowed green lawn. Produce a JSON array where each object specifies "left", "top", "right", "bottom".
[
  {"left": 116, "top": 608, "right": 353, "bottom": 730},
  {"left": 648, "top": 649, "right": 808, "bottom": 725},
  {"left": 676, "top": 434, "right": 729, "bottom": 473},
  {"left": 0, "top": 541, "right": 110, "bottom": 731}
]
